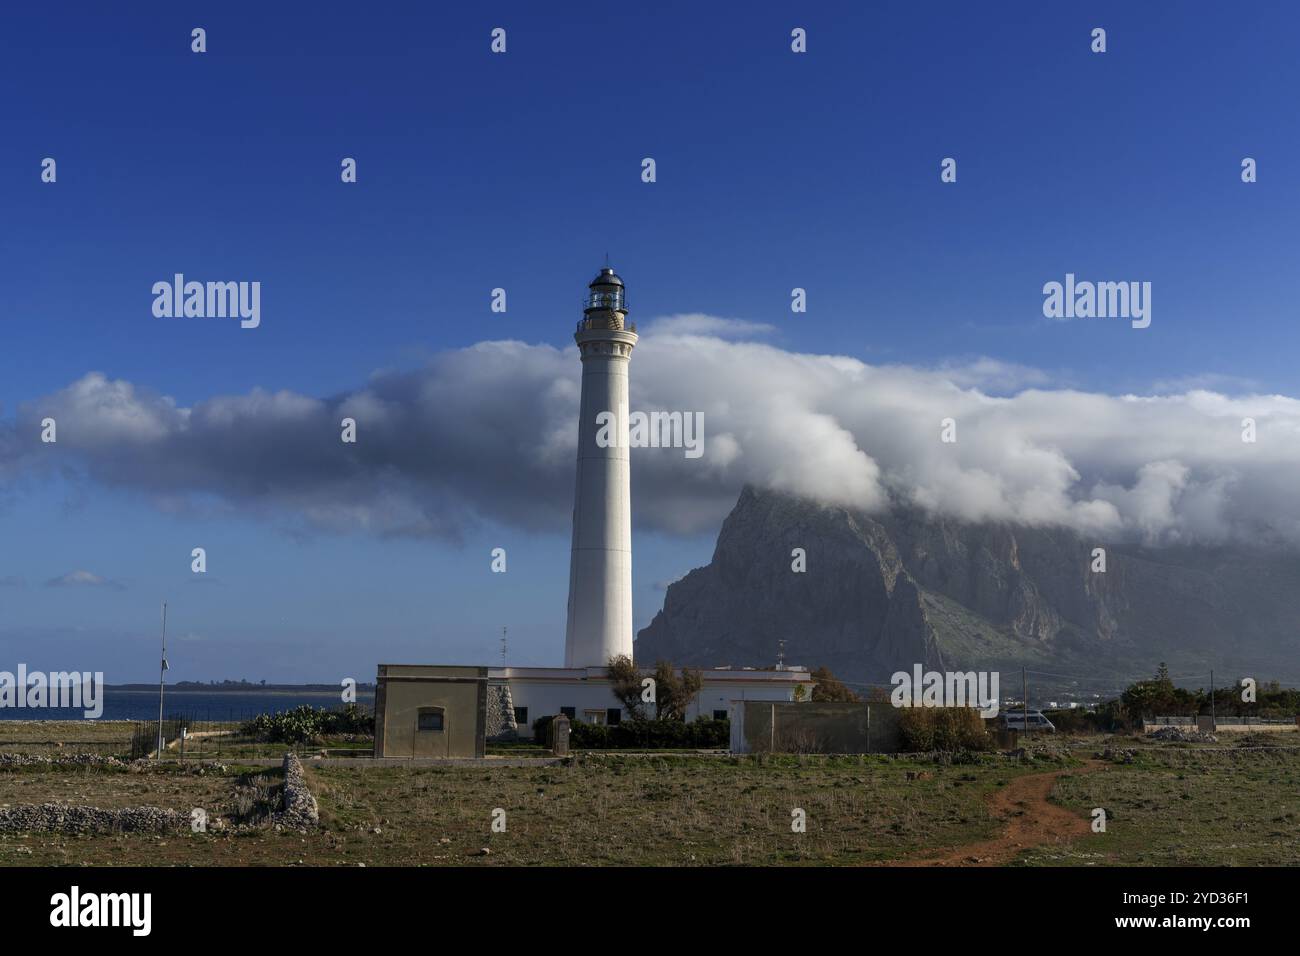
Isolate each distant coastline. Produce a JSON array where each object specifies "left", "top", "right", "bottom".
[{"left": 0, "top": 684, "right": 375, "bottom": 722}]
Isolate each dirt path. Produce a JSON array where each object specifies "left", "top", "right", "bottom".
[{"left": 892, "top": 759, "right": 1108, "bottom": 867}]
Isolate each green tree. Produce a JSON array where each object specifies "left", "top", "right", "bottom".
[
  {"left": 651, "top": 660, "right": 703, "bottom": 720},
  {"left": 607, "top": 654, "right": 647, "bottom": 719},
  {"left": 1121, "top": 663, "right": 1182, "bottom": 718},
  {"left": 810, "top": 666, "right": 859, "bottom": 702}
]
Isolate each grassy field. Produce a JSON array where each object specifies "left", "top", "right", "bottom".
[
  {"left": 1043, "top": 745, "right": 1300, "bottom": 866},
  {"left": 308, "top": 754, "right": 1043, "bottom": 865},
  {"left": 0, "top": 764, "right": 239, "bottom": 810},
  {"left": 0, "top": 721, "right": 136, "bottom": 755},
  {"left": 0, "top": 753, "right": 1043, "bottom": 866},
  {"left": 2, "top": 728, "right": 1298, "bottom": 866}
]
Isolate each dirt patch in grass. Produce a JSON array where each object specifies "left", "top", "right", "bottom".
[{"left": 889, "top": 760, "right": 1107, "bottom": 866}]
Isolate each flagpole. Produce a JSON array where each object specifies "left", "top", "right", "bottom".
[{"left": 156, "top": 601, "right": 167, "bottom": 759}]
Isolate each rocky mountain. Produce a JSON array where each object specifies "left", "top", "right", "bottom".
[{"left": 635, "top": 486, "right": 1300, "bottom": 695}]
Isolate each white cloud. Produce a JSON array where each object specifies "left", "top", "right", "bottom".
[
  {"left": 645, "top": 313, "right": 775, "bottom": 339},
  {"left": 5, "top": 318, "right": 1300, "bottom": 547},
  {"left": 935, "top": 357, "right": 1053, "bottom": 392},
  {"left": 44, "top": 570, "right": 125, "bottom": 590}
]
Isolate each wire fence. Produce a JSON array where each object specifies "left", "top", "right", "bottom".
[
  {"left": 1144, "top": 715, "right": 1298, "bottom": 729},
  {"left": 127, "top": 706, "right": 376, "bottom": 761},
  {"left": 130, "top": 712, "right": 267, "bottom": 764}
]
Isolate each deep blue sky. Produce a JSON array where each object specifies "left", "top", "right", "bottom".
[{"left": 1, "top": 1, "right": 1296, "bottom": 681}]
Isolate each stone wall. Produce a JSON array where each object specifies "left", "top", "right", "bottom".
[
  {"left": 0, "top": 753, "right": 131, "bottom": 769},
  {"left": 485, "top": 681, "right": 518, "bottom": 741},
  {"left": 272, "top": 753, "right": 319, "bottom": 829},
  {"left": 0, "top": 802, "right": 188, "bottom": 834},
  {"left": 0, "top": 752, "right": 318, "bottom": 834}
]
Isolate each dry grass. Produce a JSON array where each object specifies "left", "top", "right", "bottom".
[
  {"left": 0, "top": 721, "right": 135, "bottom": 755},
  {"left": 0, "top": 766, "right": 238, "bottom": 812},
  {"left": 1036, "top": 746, "right": 1300, "bottom": 865},
  {"left": 0, "top": 742, "right": 1297, "bottom": 867},
  {"left": 302, "top": 754, "right": 1028, "bottom": 866}
]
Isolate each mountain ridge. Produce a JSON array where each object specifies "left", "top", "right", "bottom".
[{"left": 635, "top": 485, "right": 1300, "bottom": 695}]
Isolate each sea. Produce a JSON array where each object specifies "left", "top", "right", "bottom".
[{"left": 0, "top": 687, "right": 375, "bottom": 723}]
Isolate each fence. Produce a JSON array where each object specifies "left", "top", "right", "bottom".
[
  {"left": 1143, "top": 716, "right": 1298, "bottom": 731},
  {"left": 134, "top": 710, "right": 239, "bottom": 759},
  {"left": 131, "top": 705, "right": 375, "bottom": 760}
]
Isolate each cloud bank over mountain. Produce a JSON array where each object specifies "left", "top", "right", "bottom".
[{"left": 3, "top": 315, "right": 1299, "bottom": 547}]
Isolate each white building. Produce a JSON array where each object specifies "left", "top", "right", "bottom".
[{"left": 498, "top": 665, "right": 812, "bottom": 739}]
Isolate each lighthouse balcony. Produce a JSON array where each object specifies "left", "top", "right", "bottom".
[{"left": 577, "top": 316, "right": 637, "bottom": 333}]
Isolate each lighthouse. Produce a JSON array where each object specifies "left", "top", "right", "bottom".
[
  {"left": 372, "top": 265, "right": 813, "bottom": 752},
  {"left": 564, "top": 267, "right": 638, "bottom": 668}
]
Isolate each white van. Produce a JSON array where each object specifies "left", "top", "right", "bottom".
[{"left": 1001, "top": 710, "right": 1056, "bottom": 733}]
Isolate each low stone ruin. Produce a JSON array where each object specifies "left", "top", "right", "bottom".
[
  {"left": 271, "top": 753, "right": 319, "bottom": 830},
  {"left": 1146, "top": 727, "right": 1218, "bottom": 743}
]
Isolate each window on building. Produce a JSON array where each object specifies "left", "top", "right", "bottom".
[
  {"left": 417, "top": 708, "right": 444, "bottom": 732},
  {"left": 713, "top": 709, "right": 728, "bottom": 721},
  {"left": 606, "top": 708, "right": 621, "bottom": 725},
  {"left": 560, "top": 706, "right": 576, "bottom": 719},
  {"left": 514, "top": 707, "right": 528, "bottom": 726},
  {"left": 583, "top": 709, "right": 606, "bottom": 725}
]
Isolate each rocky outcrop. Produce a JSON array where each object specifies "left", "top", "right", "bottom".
[
  {"left": 637, "top": 486, "right": 944, "bottom": 682},
  {"left": 636, "top": 485, "right": 1300, "bottom": 688}
]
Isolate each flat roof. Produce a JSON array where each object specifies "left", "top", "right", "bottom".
[{"left": 486, "top": 665, "right": 809, "bottom": 682}]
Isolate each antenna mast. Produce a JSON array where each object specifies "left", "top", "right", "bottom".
[{"left": 155, "top": 601, "right": 168, "bottom": 759}]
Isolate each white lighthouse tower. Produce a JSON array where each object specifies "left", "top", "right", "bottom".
[{"left": 564, "top": 267, "right": 638, "bottom": 668}]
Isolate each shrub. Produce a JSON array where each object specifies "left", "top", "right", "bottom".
[
  {"left": 240, "top": 704, "right": 374, "bottom": 744},
  {"left": 530, "top": 715, "right": 729, "bottom": 750},
  {"left": 897, "top": 708, "right": 993, "bottom": 753},
  {"left": 810, "top": 666, "right": 858, "bottom": 702}
]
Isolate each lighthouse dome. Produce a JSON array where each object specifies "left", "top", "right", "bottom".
[
  {"left": 584, "top": 266, "right": 628, "bottom": 318},
  {"left": 589, "top": 268, "right": 624, "bottom": 289}
]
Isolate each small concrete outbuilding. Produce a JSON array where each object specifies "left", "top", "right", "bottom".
[
  {"left": 373, "top": 665, "right": 488, "bottom": 758},
  {"left": 730, "top": 701, "right": 903, "bottom": 754}
]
